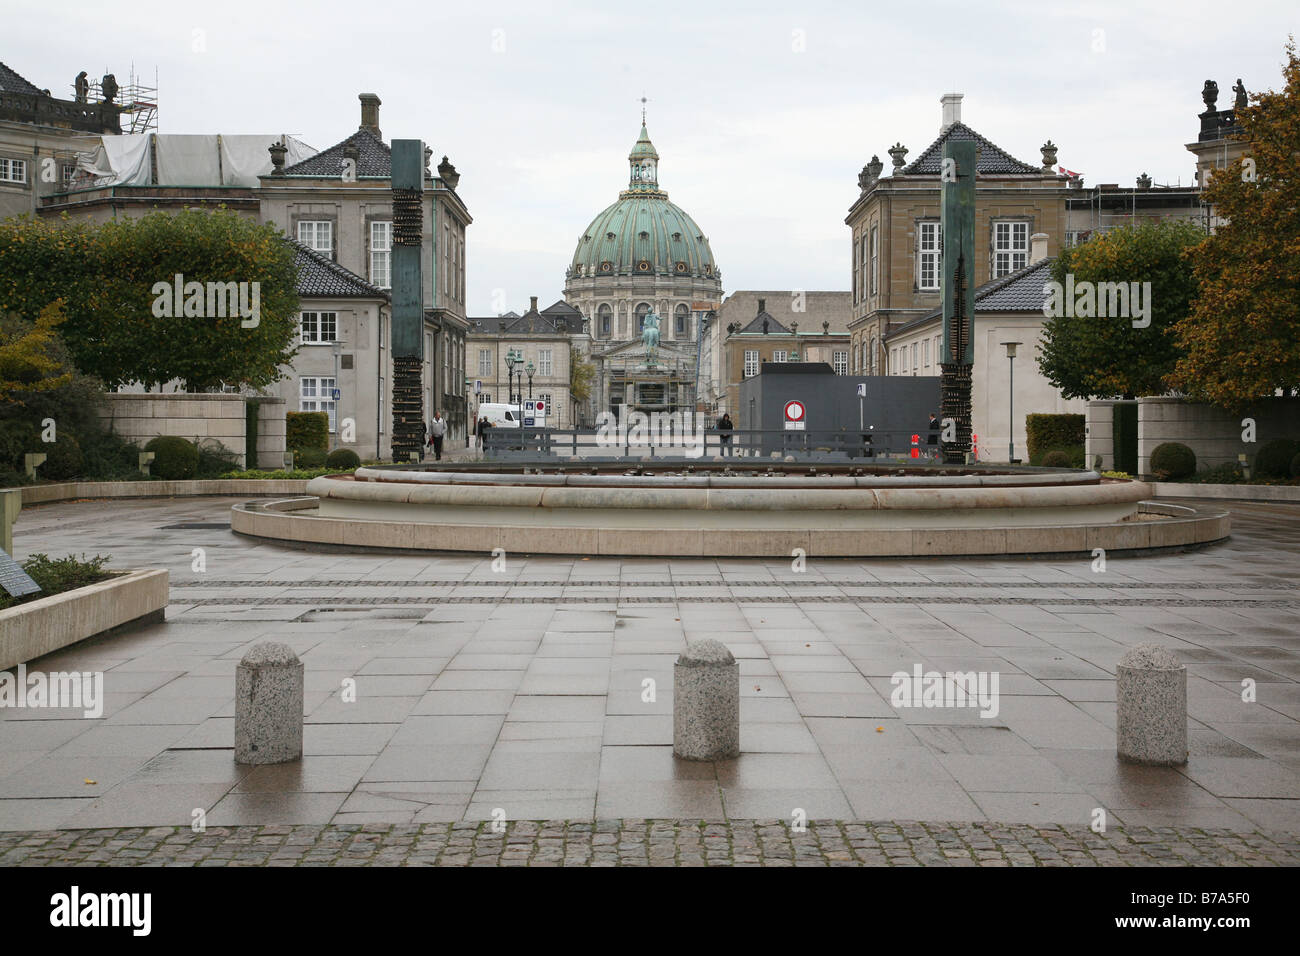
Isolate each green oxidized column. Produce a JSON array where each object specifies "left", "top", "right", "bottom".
[
  {"left": 390, "top": 139, "right": 425, "bottom": 462},
  {"left": 940, "top": 139, "right": 975, "bottom": 464}
]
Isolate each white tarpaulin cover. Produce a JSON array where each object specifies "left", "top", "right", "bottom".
[
  {"left": 220, "top": 134, "right": 316, "bottom": 186},
  {"left": 73, "top": 134, "right": 317, "bottom": 187},
  {"left": 154, "top": 135, "right": 220, "bottom": 185}
]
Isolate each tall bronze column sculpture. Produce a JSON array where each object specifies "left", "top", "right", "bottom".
[
  {"left": 939, "top": 140, "right": 975, "bottom": 464},
  {"left": 390, "top": 140, "right": 425, "bottom": 461}
]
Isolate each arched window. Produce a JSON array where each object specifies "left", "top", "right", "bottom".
[
  {"left": 635, "top": 301, "right": 651, "bottom": 334},
  {"left": 674, "top": 304, "right": 690, "bottom": 338},
  {"left": 598, "top": 303, "right": 612, "bottom": 338},
  {"left": 869, "top": 335, "right": 878, "bottom": 374}
]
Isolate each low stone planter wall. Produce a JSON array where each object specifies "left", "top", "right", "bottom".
[
  {"left": 21, "top": 479, "right": 311, "bottom": 507},
  {"left": 0, "top": 569, "right": 169, "bottom": 671},
  {"left": 1151, "top": 482, "right": 1300, "bottom": 503}
]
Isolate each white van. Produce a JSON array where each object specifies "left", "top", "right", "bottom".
[{"left": 476, "top": 403, "right": 522, "bottom": 428}]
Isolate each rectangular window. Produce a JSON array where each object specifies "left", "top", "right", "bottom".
[
  {"left": 478, "top": 348, "right": 492, "bottom": 376},
  {"left": 61, "top": 163, "right": 76, "bottom": 188},
  {"left": 370, "top": 221, "right": 391, "bottom": 289},
  {"left": 300, "top": 376, "right": 337, "bottom": 433},
  {"left": 911, "top": 343, "right": 918, "bottom": 374},
  {"left": 743, "top": 349, "right": 759, "bottom": 378},
  {"left": 918, "top": 221, "right": 942, "bottom": 291},
  {"left": 538, "top": 348, "right": 553, "bottom": 376},
  {"left": 772, "top": 349, "right": 788, "bottom": 363},
  {"left": 923, "top": 339, "right": 929, "bottom": 368},
  {"left": 297, "top": 220, "right": 332, "bottom": 254},
  {"left": 869, "top": 226, "right": 879, "bottom": 296},
  {"left": 994, "top": 221, "right": 1029, "bottom": 277},
  {"left": 0, "top": 157, "right": 26, "bottom": 184},
  {"left": 299, "top": 311, "right": 337, "bottom": 344},
  {"left": 833, "top": 351, "right": 848, "bottom": 375}
]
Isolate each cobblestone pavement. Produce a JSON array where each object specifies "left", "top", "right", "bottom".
[{"left": 1, "top": 820, "right": 1296, "bottom": 867}]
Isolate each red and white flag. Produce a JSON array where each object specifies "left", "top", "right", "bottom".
[{"left": 1058, "top": 165, "right": 1081, "bottom": 178}]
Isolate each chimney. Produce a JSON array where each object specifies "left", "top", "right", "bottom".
[
  {"left": 757, "top": 297, "right": 766, "bottom": 314},
  {"left": 530, "top": 296, "right": 538, "bottom": 313},
  {"left": 1030, "top": 233, "right": 1049, "bottom": 265},
  {"left": 941, "top": 92, "right": 963, "bottom": 130},
  {"left": 359, "top": 93, "right": 382, "bottom": 137}
]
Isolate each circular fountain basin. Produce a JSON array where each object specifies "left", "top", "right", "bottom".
[{"left": 230, "top": 463, "right": 1229, "bottom": 558}]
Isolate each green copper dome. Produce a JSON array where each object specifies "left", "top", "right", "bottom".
[{"left": 568, "top": 123, "right": 719, "bottom": 281}]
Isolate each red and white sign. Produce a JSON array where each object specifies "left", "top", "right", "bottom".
[{"left": 783, "top": 400, "right": 806, "bottom": 430}]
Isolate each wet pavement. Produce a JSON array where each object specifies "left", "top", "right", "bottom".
[{"left": 2, "top": 495, "right": 1297, "bottom": 857}]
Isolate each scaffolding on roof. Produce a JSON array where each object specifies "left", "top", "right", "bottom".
[{"left": 77, "top": 64, "right": 157, "bottom": 134}]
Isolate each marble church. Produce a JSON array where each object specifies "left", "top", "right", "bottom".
[{"left": 563, "top": 117, "right": 722, "bottom": 417}]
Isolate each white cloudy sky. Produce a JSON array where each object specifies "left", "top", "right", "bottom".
[{"left": 7, "top": 0, "right": 1294, "bottom": 314}]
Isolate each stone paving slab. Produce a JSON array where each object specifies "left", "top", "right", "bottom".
[{"left": 0, "top": 821, "right": 1294, "bottom": 867}]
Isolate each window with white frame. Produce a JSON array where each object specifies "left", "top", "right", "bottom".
[
  {"left": 870, "top": 336, "right": 878, "bottom": 375},
  {"left": 869, "top": 226, "right": 879, "bottom": 296},
  {"left": 370, "top": 221, "right": 391, "bottom": 289},
  {"left": 833, "top": 351, "right": 848, "bottom": 375},
  {"left": 0, "top": 158, "right": 26, "bottom": 184},
  {"left": 743, "top": 349, "right": 759, "bottom": 378},
  {"left": 300, "top": 311, "right": 337, "bottom": 344},
  {"left": 300, "top": 377, "right": 337, "bottom": 432},
  {"left": 297, "top": 220, "right": 332, "bottom": 254},
  {"left": 923, "top": 339, "right": 929, "bottom": 368},
  {"left": 675, "top": 304, "right": 689, "bottom": 337},
  {"left": 772, "top": 349, "right": 788, "bottom": 363},
  {"left": 538, "top": 348, "right": 553, "bottom": 376},
  {"left": 478, "top": 348, "right": 492, "bottom": 376},
  {"left": 911, "top": 343, "right": 918, "bottom": 373},
  {"left": 993, "top": 221, "right": 1029, "bottom": 277},
  {"left": 918, "top": 221, "right": 942, "bottom": 291}
]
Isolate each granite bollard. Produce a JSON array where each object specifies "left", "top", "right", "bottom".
[
  {"left": 235, "top": 641, "right": 304, "bottom": 764},
  {"left": 674, "top": 639, "right": 740, "bottom": 760},
  {"left": 1116, "top": 643, "right": 1187, "bottom": 766}
]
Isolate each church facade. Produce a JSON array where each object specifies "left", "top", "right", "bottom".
[{"left": 563, "top": 120, "right": 722, "bottom": 418}]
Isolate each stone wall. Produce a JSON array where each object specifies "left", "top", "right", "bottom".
[
  {"left": 1136, "top": 396, "right": 1300, "bottom": 477},
  {"left": 97, "top": 393, "right": 288, "bottom": 470}
]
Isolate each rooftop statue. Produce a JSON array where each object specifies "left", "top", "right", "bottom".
[{"left": 641, "top": 313, "right": 661, "bottom": 365}]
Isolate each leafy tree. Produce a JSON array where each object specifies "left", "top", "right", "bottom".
[
  {"left": 1037, "top": 219, "right": 1204, "bottom": 400},
  {"left": 0, "top": 303, "right": 74, "bottom": 404},
  {"left": 0, "top": 208, "right": 300, "bottom": 391},
  {"left": 569, "top": 346, "right": 596, "bottom": 406},
  {"left": 1168, "top": 40, "right": 1300, "bottom": 410}
]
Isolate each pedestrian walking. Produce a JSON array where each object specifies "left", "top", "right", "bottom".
[
  {"left": 928, "top": 413, "right": 940, "bottom": 458},
  {"left": 427, "top": 412, "right": 447, "bottom": 461}
]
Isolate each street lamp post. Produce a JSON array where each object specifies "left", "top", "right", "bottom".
[
  {"left": 332, "top": 339, "right": 343, "bottom": 450},
  {"left": 525, "top": 360, "right": 535, "bottom": 401},
  {"left": 1002, "top": 341, "right": 1022, "bottom": 463},
  {"left": 505, "top": 349, "right": 518, "bottom": 406}
]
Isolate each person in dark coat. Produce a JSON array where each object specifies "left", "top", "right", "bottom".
[{"left": 717, "top": 413, "right": 734, "bottom": 456}]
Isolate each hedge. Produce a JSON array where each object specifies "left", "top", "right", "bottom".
[
  {"left": 325, "top": 448, "right": 361, "bottom": 469},
  {"left": 286, "top": 411, "right": 329, "bottom": 452},
  {"left": 1150, "top": 442, "right": 1196, "bottom": 480},
  {"left": 144, "top": 436, "right": 199, "bottom": 480},
  {"left": 1026, "top": 414, "right": 1085, "bottom": 462},
  {"left": 1255, "top": 438, "right": 1300, "bottom": 478}
]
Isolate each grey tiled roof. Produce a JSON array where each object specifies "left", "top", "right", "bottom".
[
  {"left": 283, "top": 127, "right": 392, "bottom": 178},
  {"left": 902, "top": 122, "right": 1041, "bottom": 175},
  {"left": 470, "top": 301, "right": 583, "bottom": 334},
  {"left": 288, "top": 239, "right": 389, "bottom": 299},
  {"left": 891, "top": 258, "right": 1055, "bottom": 338},
  {"left": 738, "top": 311, "right": 790, "bottom": 334},
  {"left": 0, "top": 61, "right": 42, "bottom": 95}
]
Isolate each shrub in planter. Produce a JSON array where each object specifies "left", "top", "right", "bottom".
[
  {"left": 196, "top": 440, "right": 242, "bottom": 478},
  {"left": 286, "top": 411, "right": 329, "bottom": 452},
  {"left": 1254, "top": 438, "right": 1300, "bottom": 478},
  {"left": 1041, "top": 449, "right": 1073, "bottom": 468},
  {"left": 80, "top": 428, "right": 145, "bottom": 480},
  {"left": 144, "top": 436, "right": 199, "bottom": 480},
  {"left": 294, "top": 447, "right": 327, "bottom": 469},
  {"left": 1150, "top": 442, "right": 1197, "bottom": 480},
  {"left": 325, "top": 448, "right": 361, "bottom": 470},
  {"left": 37, "top": 433, "right": 83, "bottom": 481}
]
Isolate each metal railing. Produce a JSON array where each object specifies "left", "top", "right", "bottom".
[{"left": 481, "top": 427, "right": 945, "bottom": 461}]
